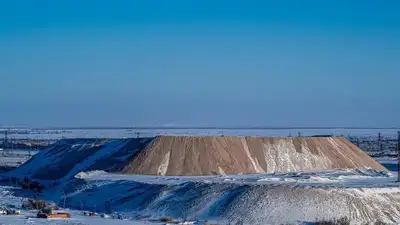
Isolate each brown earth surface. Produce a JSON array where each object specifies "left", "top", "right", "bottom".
[{"left": 122, "top": 136, "right": 388, "bottom": 176}]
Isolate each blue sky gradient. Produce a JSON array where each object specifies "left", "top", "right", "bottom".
[{"left": 1, "top": 0, "right": 399, "bottom": 127}]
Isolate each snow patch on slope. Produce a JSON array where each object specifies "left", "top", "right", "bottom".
[
  {"left": 157, "top": 151, "right": 170, "bottom": 176},
  {"left": 218, "top": 167, "right": 227, "bottom": 176},
  {"left": 262, "top": 139, "right": 332, "bottom": 173},
  {"left": 58, "top": 140, "right": 129, "bottom": 182},
  {"left": 240, "top": 139, "right": 264, "bottom": 173}
]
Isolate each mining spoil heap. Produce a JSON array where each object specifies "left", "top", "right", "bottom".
[
  {"left": 4, "top": 136, "right": 396, "bottom": 224},
  {"left": 122, "top": 136, "right": 387, "bottom": 176},
  {"left": 6, "top": 136, "right": 387, "bottom": 180}
]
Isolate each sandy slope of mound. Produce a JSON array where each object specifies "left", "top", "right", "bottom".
[{"left": 122, "top": 136, "right": 387, "bottom": 176}]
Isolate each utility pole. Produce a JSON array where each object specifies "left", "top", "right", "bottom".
[
  {"left": 63, "top": 191, "right": 67, "bottom": 208},
  {"left": 3, "top": 130, "right": 8, "bottom": 156},
  {"left": 27, "top": 137, "right": 31, "bottom": 158},
  {"left": 378, "top": 132, "right": 382, "bottom": 152},
  {"left": 11, "top": 137, "right": 14, "bottom": 154},
  {"left": 397, "top": 131, "right": 400, "bottom": 182}
]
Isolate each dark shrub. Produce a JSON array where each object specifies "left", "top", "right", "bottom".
[{"left": 314, "top": 217, "right": 350, "bottom": 225}]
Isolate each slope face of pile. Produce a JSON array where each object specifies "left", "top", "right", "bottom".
[
  {"left": 5, "top": 136, "right": 387, "bottom": 180},
  {"left": 122, "top": 136, "right": 388, "bottom": 176},
  {"left": 5, "top": 138, "right": 154, "bottom": 181}
]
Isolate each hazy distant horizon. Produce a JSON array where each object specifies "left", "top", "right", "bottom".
[
  {"left": 1, "top": 125, "right": 400, "bottom": 131},
  {"left": 1, "top": 1, "right": 399, "bottom": 127}
]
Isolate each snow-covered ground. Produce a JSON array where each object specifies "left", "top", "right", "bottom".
[
  {"left": 0, "top": 150, "right": 38, "bottom": 169},
  {"left": 35, "top": 168, "right": 400, "bottom": 224},
  {"left": 75, "top": 168, "right": 397, "bottom": 188},
  {"left": 2, "top": 168, "right": 400, "bottom": 225},
  {"left": 0, "top": 157, "right": 26, "bottom": 164},
  {"left": 0, "top": 210, "right": 155, "bottom": 225},
  {"left": 0, "top": 185, "right": 159, "bottom": 225},
  {"left": 1, "top": 133, "right": 399, "bottom": 224},
  {"left": 6, "top": 128, "right": 399, "bottom": 139}
]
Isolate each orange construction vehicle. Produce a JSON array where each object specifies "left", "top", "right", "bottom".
[{"left": 37, "top": 209, "right": 71, "bottom": 219}]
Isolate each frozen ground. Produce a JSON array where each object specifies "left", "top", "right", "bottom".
[
  {"left": 76, "top": 168, "right": 396, "bottom": 188},
  {"left": 0, "top": 185, "right": 158, "bottom": 225},
  {"left": 0, "top": 157, "right": 26, "bottom": 164},
  {"left": 0, "top": 211, "right": 155, "bottom": 225},
  {"left": 2, "top": 167, "right": 400, "bottom": 225},
  {"left": 5, "top": 128, "right": 399, "bottom": 139},
  {"left": 375, "top": 158, "right": 398, "bottom": 173},
  {"left": 0, "top": 150, "right": 38, "bottom": 169},
  {"left": 31, "top": 167, "right": 400, "bottom": 224}
]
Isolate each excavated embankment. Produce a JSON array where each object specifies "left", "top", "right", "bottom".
[
  {"left": 4, "top": 136, "right": 387, "bottom": 180},
  {"left": 122, "top": 136, "right": 387, "bottom": 176}
]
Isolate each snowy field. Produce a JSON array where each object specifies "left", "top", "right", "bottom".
[
  {"left": 0, "top": 211, "right": 156, "bottom": 225},
  {"left": 0, "top": 185, "right": 160, "bottom": 225},
  {"left": 5, "top": 128, "right": 399, "bottom": 139},
  {"left": 0, "top": 149, "right": 38, "bottom": 168}
]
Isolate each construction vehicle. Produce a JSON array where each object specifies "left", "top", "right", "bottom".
[
  {"left": 37, "top": 208, "right": 71, "bottom": 219},
  {"left": 83, "top": 211, "right": 96, "bottom": 216},
  {"left": 3, "top": 209, "right": 20, "bottom": 215}
]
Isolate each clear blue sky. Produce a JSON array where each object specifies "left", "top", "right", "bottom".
[{"left": 0, "top": 0, "right": 399, "bottom": 127}]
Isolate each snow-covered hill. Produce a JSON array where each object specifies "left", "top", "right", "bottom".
[
  {"left": 4, "top": 136, "right": 387, "bottom": 181},
  {"left": 49, "top": 169, "right": 400, "bottom": 224},
  {"left": 1, "top": 136, "right": 399, "bottom": 224}
]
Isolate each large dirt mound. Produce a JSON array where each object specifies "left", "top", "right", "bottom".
[
  {"left": 5, "top": 136, "right": 387, "bottom": 180},
  {"left": 122, "top": 136, "right": 387, "bottom": 176}
]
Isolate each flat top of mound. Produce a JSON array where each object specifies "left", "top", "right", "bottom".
[{"left": 122, "top": 136, "right": 388, "bottom": 176}]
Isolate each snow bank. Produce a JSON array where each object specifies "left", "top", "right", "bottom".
[
  {"left": 3, "top": 138, "right": 154, "bottom": 182},
  {"left": 60, "top": 170, "right": 400, "bottom": 225},
  {"left": 75, "top": 171, "right": 108, "bottom": 179}
]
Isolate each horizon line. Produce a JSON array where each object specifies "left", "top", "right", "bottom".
[{"left": 1, "top": 126, "right": 400, "bottom": 131}]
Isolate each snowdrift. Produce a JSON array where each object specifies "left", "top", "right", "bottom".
[
  {"left": 5, "top": 136, "right": 387, "bottom": 180},
  {"left": 4, "top": 138, "right": 154, "bottom": 181},
  {"left": 60, "top": 170, "right": 400, "bottom": 225}
]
